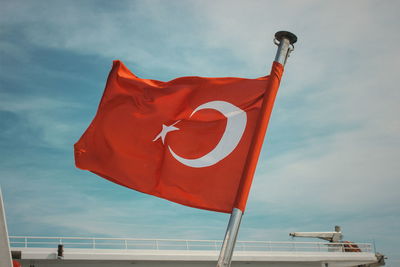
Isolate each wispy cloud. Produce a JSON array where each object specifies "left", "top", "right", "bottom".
[{"left": 0, "top": 93, "right": 85, "bottom": 149}]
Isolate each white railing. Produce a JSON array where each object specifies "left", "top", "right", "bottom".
[{"left": 8, "top": 236, "right": 373, "bottom": 253}]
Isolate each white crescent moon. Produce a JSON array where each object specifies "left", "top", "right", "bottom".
[{"left": 168, "top": 101, "right": 247, "bottom": 168}]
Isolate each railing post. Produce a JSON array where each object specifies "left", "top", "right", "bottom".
[
  {"left": 186, "top": 240, "right": 189, "bottom": 250},
  {"left": 93, "top": 238, "right": 96, "bottom": 249},
  {"left": 155, "top": 240, "right": 159, "bottom": 250},
  {"left": 125, "top": 239, "right": 128, "bottom": 250},
  {"left": 25, "top": 237, "right": 27, "bottom": 248}
]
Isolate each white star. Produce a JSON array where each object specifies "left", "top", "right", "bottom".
[{"left": 152, "top": 121, "right": 180, "bottom": 144}]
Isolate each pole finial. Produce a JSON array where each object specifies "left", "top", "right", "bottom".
[
  {"left": 275, "top": 31, "right": 297, "bottom": 44},
  {"left": 273, "top": 31, "right": 297, "bottom": 65}
]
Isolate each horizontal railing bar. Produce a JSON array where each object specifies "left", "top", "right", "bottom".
[
  {"left": 9, "top": 237, "right": 372, "bottom": 246},
  {"left": 9, "top": 236, "right": 223, "bottom": 242},
  {"left": 8, "top": 236, "right": 372, "bottom": 253}
]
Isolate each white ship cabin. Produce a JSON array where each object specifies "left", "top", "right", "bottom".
[{"left": 8, "top": 236, "right": 385, "bottom": 267}]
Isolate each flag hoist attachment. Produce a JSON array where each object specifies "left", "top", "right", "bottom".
[
  {"left": 274, "top": 31, "right": 297, "bottom": 65},
  {"left": 216, "top": 31, "right": 298, "bottom": 267}
]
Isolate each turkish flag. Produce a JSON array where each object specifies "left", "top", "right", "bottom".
[{"left": 75, "top": 60, "right": 283, "bottom": 213}]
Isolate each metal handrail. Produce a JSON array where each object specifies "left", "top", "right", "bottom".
[{"left": 8, "top": 236, "right": 373, "bottom": 253}]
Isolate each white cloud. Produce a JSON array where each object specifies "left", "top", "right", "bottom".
[
  {"left": 252, "top": 125, "right": 399, "bottom": 211},
  {"left": 0, "top": 93, "right": 85, "bottom": 149}
]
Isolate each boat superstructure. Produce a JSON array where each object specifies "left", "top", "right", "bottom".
[{"left": 9, "top": 236, "right": 385, "bottom": 267}]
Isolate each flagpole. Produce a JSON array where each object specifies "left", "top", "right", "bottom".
[
  {"left": 0, "top": 188, "right": 13, "bottom": 267},
  {"left": 216, "top": 31, "right": 297, "bottom": 267}
]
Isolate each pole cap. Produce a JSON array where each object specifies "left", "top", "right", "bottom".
[{"left": 275, "top": 31, "right": 297, "bottom": 44}]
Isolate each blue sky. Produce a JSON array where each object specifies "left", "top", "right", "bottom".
[{"left": 1, "top": 0, "right": 399, "bottom": 265}]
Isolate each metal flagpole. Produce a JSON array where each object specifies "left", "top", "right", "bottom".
[
  {"left": 216, "top": 31, "right": 297, "bottom": 267},
  {"left": 273, "top": 31, "right": 298, "bottom": 66},
  {"left": 0, "top": 188, "right": 13, "bottom": 267}
]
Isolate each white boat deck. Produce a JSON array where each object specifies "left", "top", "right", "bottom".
[{"left": 9, "top": 236, "right": 384, "bottom": 267}]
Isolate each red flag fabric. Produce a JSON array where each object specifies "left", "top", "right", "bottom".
[{"left": 75, "top": 60, "right": 283, "bottom": 213}]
